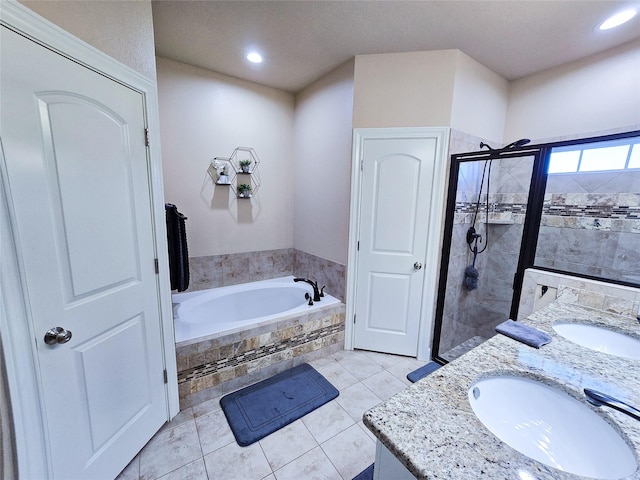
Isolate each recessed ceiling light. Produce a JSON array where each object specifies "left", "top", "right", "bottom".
[
  {"left": 598, "top": 9, "right": 637, "bottom": 30},
  {"left": 246, "top": 52, "right": 263, "bottom": 64}
]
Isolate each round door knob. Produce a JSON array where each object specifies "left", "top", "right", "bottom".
[
  {"left": 44, "top": 327, "right": 72, "bottom": 345},
  {"left": 414, "top": 262, "right": 423, "bottom": 270}
]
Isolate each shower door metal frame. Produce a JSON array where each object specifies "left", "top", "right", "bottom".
[{"left": 431, "top": 145, "right": 548, "bottom": 364}]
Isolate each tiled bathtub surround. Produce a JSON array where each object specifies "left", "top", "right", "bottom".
[
  {"left": 187, "top": 248, "right": 346, "bottom": 301},
  {"left": 176, "top": 303, "right": 346, "bottom": 407},
  {"left": 188, "top": 248, "right": 293, "bottom": 292},
  {"left": 293, "top": 249, "right": 346, "bottom": 303}
]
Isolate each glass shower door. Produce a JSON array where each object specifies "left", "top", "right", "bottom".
[{"left": 432, "top": 149, "right": 543, "bottom": 362}]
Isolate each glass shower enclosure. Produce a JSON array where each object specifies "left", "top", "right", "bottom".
[{"left": 432, "top": 147, "right": 546, "bottom": 363}]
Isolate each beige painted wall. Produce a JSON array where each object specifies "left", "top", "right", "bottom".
[
  {"left": 19, "top": 1, "right": 157, "bottom": 80},
  {"left": 451, "top": 50, "right": 509, "bottom": 144},
  {"left": 293, "top": 60, "right": 355, "bottom": 265},
  {"left": 353, "top": 49, "right": 509, "bottom": 144},
  {"left": 156, "top": 57, "right": 295, "bottom": 258},
  {"left": 353, "top": 50, "right": 458, "bottom": 128},
  {"left": 505, "top": 39, "right": 640, "bottom": 142}
]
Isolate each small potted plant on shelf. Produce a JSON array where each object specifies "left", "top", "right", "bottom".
[
  {"left": 239, "top": 159, "right": 252, "bottom": 173},
  {"left": 237, "top": 183, "right": 252, "bottom": 198}
]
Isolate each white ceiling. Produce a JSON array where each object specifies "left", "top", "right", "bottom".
[{"left": 152, "top": 1, "right": 640, "bottom": 93}]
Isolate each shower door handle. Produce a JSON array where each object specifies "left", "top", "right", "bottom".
[{"left": 413, "top": 262, "right": 422, "bottom": 270}]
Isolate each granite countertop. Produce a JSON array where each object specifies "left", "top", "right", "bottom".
[{"left": 363, "top": 301, "right": 640, "bottom": 479}]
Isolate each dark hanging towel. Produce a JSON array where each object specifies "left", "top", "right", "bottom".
[{"left": 165, "top": 203, "right": 190, "bottom": 292}]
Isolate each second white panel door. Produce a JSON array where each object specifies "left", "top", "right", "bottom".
[{"left": 354, "top": 135, "right": 438, "bottom": 356}]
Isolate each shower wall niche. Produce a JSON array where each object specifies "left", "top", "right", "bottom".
[{"left": 436, "top": 153, "right": 535, "bottom": 361}]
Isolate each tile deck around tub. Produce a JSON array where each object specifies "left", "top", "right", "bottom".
[{"left": 116, "top": 349, "right": 424, "bottom": 480}]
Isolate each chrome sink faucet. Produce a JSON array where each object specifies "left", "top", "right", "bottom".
[
  {"left": 584, "top": 389, "right": 640, "bottom": 421},
  {"left": 293, "top": 277, "right": 324, "bottom": 302}
]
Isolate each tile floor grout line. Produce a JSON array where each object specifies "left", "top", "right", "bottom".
[
  {"left": 149, "top": 457, "right": 198, "bottom": 480},
  {"left": 317, "top": 440, "right": 349, "bottom": 480},
  {"left": 201, "top": 454, "right": 211, "bottom": 480},
  {"left": 266, "top": 437, "right": 319, "bottom": 479},
  {"left": 193, "top": 415, "right": 207, "bottom": 465},
  {"left": 256, "top": 440, "right": 275, "bottom": 477}
]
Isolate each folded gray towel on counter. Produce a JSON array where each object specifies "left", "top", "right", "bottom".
[{"left": 495, "top": 319, "right": 551, "bottom": 348}]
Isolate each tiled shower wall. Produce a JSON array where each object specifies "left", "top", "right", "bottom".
[
  {"left": 439, "top": 131, "right": 534, "bottom": 354},
  {"left": 187, "top": 248, "right": 346, "bottom": 301},
  {"left": 535, "top": 170, "right": 640, "bottom": 285}
]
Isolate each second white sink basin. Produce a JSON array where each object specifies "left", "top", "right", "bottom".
[
  {"left": 469, "top": 376, "right": 637, "bottom": 479},
  {"left": 553, "top": 322, "right": 640, "bottom": 360}
]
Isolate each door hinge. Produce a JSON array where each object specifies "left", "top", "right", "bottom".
[
  {"left": 360, "top": 158, "right": 364, "bottom": 171},
  {"left": 154, "top": 258, "right": 159, "bottom": 274},
  {"left": 163, "top": 369, "right": 168, "bottom": 384},
  {"left": 357, "top": 241, "right": 360, "bottom": 251},
  {"left": 145, "top": 128, "right": 150, "bottom": 147},
  {"left": 353, "top": 314, "right": 356, "bottom": 324}
]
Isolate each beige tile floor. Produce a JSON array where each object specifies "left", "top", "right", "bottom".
[{"left": 116, "top": 349, "right": 425, "bottom": 480}]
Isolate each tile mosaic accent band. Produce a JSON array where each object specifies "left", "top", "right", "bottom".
[
  {"left": 543, "top": 193, "right": 640, "bottom": 217},
  {"left": 541, "top": 193, "right": 640, "bottom": 233},
  {"left": 177, "top": 322, "right": 344, "bottom": 385},
  {"left": 543, "top": 204, "right": 640, "bottom": 219},
  {"left": 454, "top": 199, "right": 528, "bottom": 225},
  {"left": 455, "top": 201, "right": 528, "bottom": 215},
  {"left": 453, "top": 193, "right": 640, "bottom": 230}
]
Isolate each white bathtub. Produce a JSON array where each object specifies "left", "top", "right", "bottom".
[{"left": 172, "top": 276, "right": 340, "bottom": 343}]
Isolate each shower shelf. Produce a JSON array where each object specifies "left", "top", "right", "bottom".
[
  {"left": 487, "top": 212, "right": 514, "bottom": 224},
  {"left": 487, "top": 219, "right": 515, "bottom": 225}
]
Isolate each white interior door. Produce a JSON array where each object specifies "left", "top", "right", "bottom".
[
  {"left": 1, "top": 26, "right": 167, "bottom": 479},
  {"left": 353, "top": 135, "right": 439, "bottom": 356}
]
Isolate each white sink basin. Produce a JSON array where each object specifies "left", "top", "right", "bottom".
[
  {"left": 553, "top": 322, "right": 640, "bottom": 360},
  {"left": 468, "top": 376, "right": 637, "bottom": 479}
]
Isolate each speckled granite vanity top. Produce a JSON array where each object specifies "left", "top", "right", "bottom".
[{"left": 363, "top": 301, "right": 640, "bottom": 479}]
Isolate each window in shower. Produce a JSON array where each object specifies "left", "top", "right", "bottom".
[{"left": 548, "top": 137, "right": 640, "bottom": 173}]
